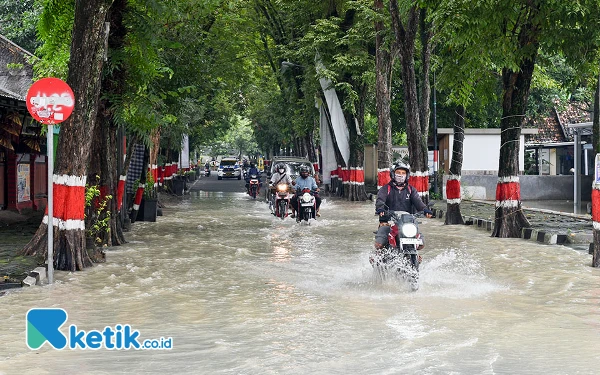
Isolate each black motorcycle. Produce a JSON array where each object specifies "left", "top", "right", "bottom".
[
  {"left": 296, "top": 188, "right": 316, "bottom": 224},
  {"left": 370, "top": 209, "right": 425, "bottom": 291},
  {"left": 204, "top": 166, "right": 210, "bottom": 177}
]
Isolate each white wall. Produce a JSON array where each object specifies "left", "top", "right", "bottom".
[{"left": 446, "top": 133, "right": 525, "bottom": 172}]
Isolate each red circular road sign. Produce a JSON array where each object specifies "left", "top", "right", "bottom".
[{"left": 26, "top": 77, "right": 75, "bottom": 124}]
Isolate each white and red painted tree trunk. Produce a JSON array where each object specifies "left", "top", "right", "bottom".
[
  {"left": 492, "top": 176, "right": 529, "bottom": 237},
  {"left": 21, "top": 0, "right": 114, "bottom": 271},
  {"left": 591, "top": 182, "right": 600, "bottom": 267},
  {"left": 445, "top": 106, "right": 465, "bottom": 225}
]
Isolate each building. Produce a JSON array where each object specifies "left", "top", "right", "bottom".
[
  {"left": 0, "top": 34, "right": 47, "bottom": 212},
  {"left": 524, "top": 102, "right": 593, "bottom": 176},
  {"left": 437, "top": 128, "right": 539, "bottom": 175}
]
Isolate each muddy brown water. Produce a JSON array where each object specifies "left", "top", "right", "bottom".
[{"left": 0, "top": 191, "right": 599, "bottom": 374}]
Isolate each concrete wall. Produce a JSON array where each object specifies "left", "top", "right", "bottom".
[
  {"left": 440, "top": 131, "right": 526, "bottom": 174},
  {"left": 443, "top": 174, "right": 593, "bottom": 201}
]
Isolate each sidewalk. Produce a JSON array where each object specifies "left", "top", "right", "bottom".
[
  {"left": 0, "top": 208, "right": 45, "bottom": 291},
  {"left": 430, "top": 199, "right": 593, "bottom": 251}
]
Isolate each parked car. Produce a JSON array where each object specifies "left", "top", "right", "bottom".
[
  {"left": 217, "top": 157, "right": 242, "bottom": 180},
  {"left": 269, "top": 156, "right": 315, "bottom": 180}
]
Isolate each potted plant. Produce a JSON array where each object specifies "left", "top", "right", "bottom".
[
  {"left": 172, "top": 169, "right": 186, "bottom": 196},
  {"left": 138, "top": 172, "right": 158, "bottom": 222},
  {"left": 185, "top": 169, "right": 196, "bottom": 182}
]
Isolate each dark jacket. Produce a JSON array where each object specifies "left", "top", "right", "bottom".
[
  {"left": 375, "top": 182, "right": 427, "bottom": 214},
  {"left": 246, "top": 167, "right": 260, "bottom": 182}
]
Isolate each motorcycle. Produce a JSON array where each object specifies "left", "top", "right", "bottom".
[
  {"left": 248, "top": 174, "right": 260, "bottom": 199},
  {"left": 204, "top": 166, "right": 210, "bottom": 177},
  {"left": 296, "top": 188, "right": 316, "bottom": 224},
  {"left": 369, "top": 209, "right": 424, "bottom": 291},
  {"left": 270, "top": 183, "right": 291, "bottom": 219}
]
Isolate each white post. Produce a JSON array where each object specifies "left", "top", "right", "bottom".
[{"left": 47, "top": 124, "right": 54, "bottom": 284}]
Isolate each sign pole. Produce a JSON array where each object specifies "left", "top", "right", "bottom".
[
  {"left": 47, "top": 123, "right": 54, "bottom": 284},
  {"left": 26, "top": 77, "right": 75, "bottom": 285}
]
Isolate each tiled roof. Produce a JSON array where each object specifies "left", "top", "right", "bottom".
[
  {"left": 0, "top": 34, "right": 34, "bottom": 101},
  {"left": 525, "top": 101, "right": 591, "bottom": 145}
]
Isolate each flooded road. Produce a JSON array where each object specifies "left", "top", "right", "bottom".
[{"left": 1, "top": 189, "right": 599, "bottom": 374}]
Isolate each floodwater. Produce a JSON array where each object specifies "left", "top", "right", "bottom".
[{"left": 1, "top": 191, "right": 599, "bottom": 374}]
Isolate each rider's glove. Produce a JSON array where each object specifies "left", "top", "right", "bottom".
[{"left": 375, "top": 208, "right": 385, "bottom": 215}]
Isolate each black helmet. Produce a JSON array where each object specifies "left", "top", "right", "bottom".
[
  {"left": 390, "top": 162, "right": 410, "bottom": 183},
  {"left": 300, "top": 165, "right": 310, "bottom": 177}
]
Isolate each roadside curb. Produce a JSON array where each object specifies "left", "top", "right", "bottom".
[
  {"left": 431, "top": 204, "right": 593, "bottom": 251},
  {"left": 22, "top": 266, "right": 48, "bottom": 287}
]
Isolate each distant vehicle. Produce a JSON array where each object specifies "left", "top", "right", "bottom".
[
  {"left": 268, "top": 156, "right": 315, "bottom": 180},
  {"left": 217, "top": 157, "right": 241, "bottom": 180}
]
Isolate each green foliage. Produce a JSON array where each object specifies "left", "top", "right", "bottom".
[
  {"left": 33, "top": 0, "right": 74, "bottom": 79},
  {"left": 429, "top": 191, "right": 442, "bottom": 201},
  {"left": 6, "top": 63, "right": 24, "bottom": 71},
  {"left": 0, "top": 0, "right": 41, "bottom": 53},
  {"left": 144, "top": 171, "right": 156, "bottom": 199},
  {"left": 85, "top": 179, "right": 112, "bottom": 244}
]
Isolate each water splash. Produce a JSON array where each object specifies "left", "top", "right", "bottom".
[{"left": 420, "top": 248, "right": 507, "bottom": 298}]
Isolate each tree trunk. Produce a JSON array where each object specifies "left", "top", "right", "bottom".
[
  {"left": 390, "top": 1, "right": 428, "bottom": 202},
  {"left": 445, "top": 105, "right": 465, "bottom": 225},
  {"left": 492, "top": 63, "right": 535, "bottom": 237},
  {"left": 375, "top": 0, "right": 394, "bottom": 189},
  {"left": 346, "top": 83, "right": 368, "bottom": 202},
  {"left": 97, "top": 0, "right": 127, "bottom": 247},
  {"left": 418, "top": 8, "right": 433, "bottom": 198},
  {"left": 21, "top": 0, "right": 114, "bottom": 271}
]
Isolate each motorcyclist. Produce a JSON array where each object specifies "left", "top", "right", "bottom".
[
  {"left": 269, "top": 163, "right": 295, "bottom": 215},
  {"left": 374, "top": 162, "right": 432, "bottom": 249},
  {"left": 290, "top": 165, "right": 321, "bottom": 217},
  {"left": 245, "top": 163, "right": 261, "bottom": 193}
]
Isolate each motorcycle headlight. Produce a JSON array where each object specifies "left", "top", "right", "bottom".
[
  {"left": 277, "top": 184, "right": 288, "bottom": 192},
  {"left": 401, "top": 223, "right": 418, "bottom": 238},
  {"left": 301, "top": 193, "right": 312, "bottom": 202}
]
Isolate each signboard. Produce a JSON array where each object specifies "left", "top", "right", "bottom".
[
  {"left": 26, "top": 77, "right": 75, "bottom": 124},
  {"left": 17, "top": 164, "right": 30, "bottom": 202}
]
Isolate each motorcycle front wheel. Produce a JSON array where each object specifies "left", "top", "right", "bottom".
[{"left": 278, "top": 200, "right": 288, "bottom": 220}]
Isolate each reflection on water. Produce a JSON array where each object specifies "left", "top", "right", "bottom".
[{"left": 1, "top": 192, "right": 599, "bottom": 374}]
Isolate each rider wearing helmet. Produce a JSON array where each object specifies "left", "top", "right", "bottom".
[
  {"left": 290, "top": 165, "right": 321, "bottom": 217},
  {"left": 245, "top": 162, "right": 261, "bottom": 193},
  {"left": 374, "top": 162, "right": 432, "bottom": 248},
  {"left": 269, "top": 163, "right": 296, "bottom": 215},
  {"left": 270, "top": 163, "right": 294, "bottom": 189}
]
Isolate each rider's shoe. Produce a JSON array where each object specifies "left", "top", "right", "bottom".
[
  {"left": 316, "top": 210, "right": 321, "bottom": 217},
  {"left": 290, "top": 212, "right": 296, "bottom": 218}
]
